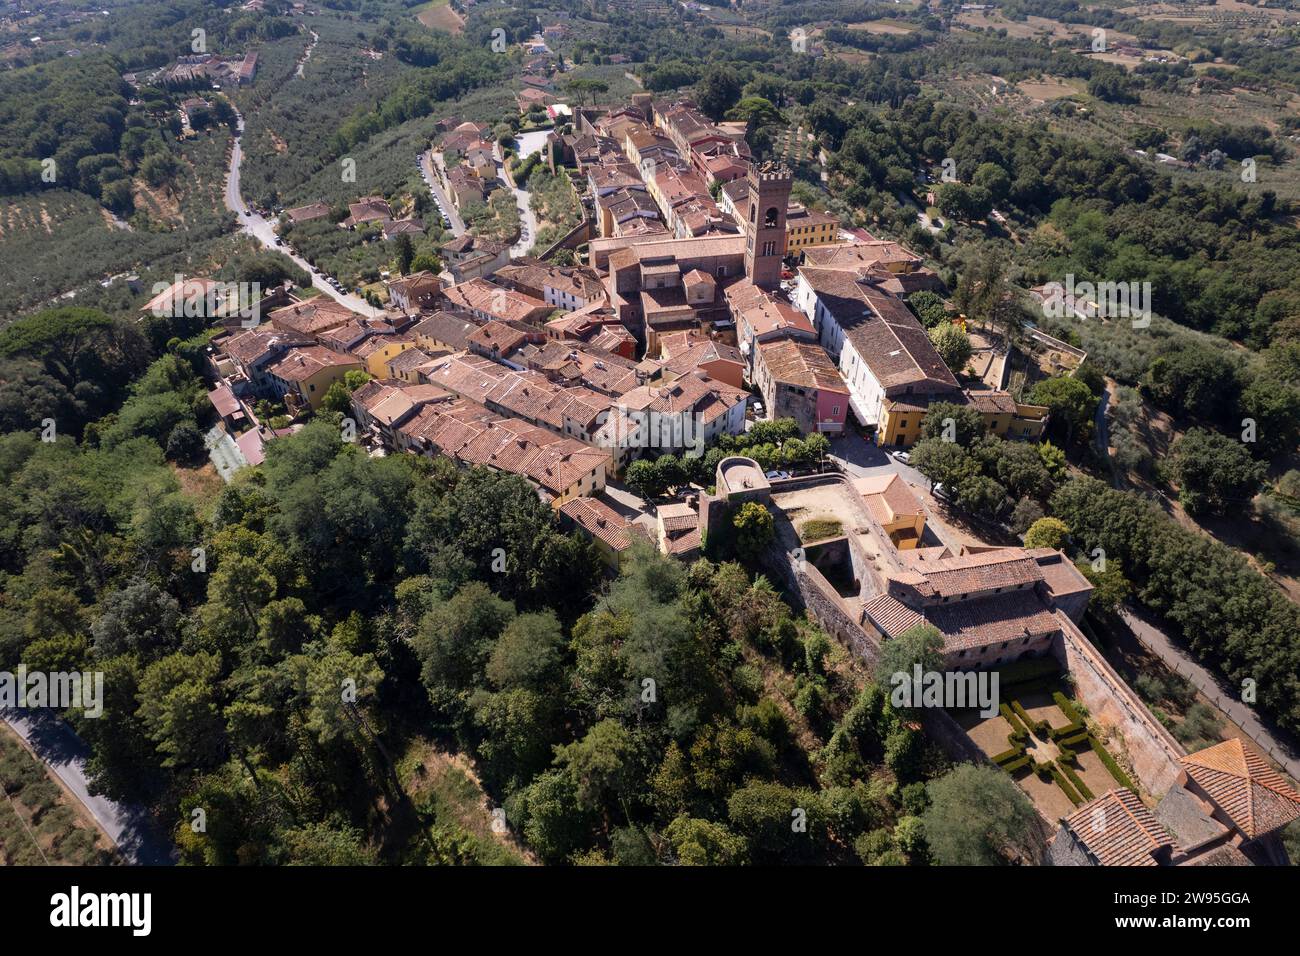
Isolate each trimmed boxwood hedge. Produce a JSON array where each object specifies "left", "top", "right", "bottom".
[
  {"left": 1059, "top": 758, "right": 1095, "bottom": 802},
  {"left": 1000, "top": 702, "right": 1028, "bottom": 736},
  {"left": 1053, "top": 691, "right": 1084, "bottom": 724},
  {"left": 992, "top": 747, "right": 1024, "bottom": 765},
  {"left": 1047, "top": 762, "right": 1083, "bottom": 806},
  {"left": 1050, "top": 720, "right": 1085, "bottom": 741},
  {"left": 1091, "top": 737, "right": 1135, "bottom": 790},
  {"left": 1001, "top": 755, "right": 1031, "bottom": 774}
]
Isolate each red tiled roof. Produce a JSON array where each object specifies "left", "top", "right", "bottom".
[
  {"left": 1180, "top": 739, "right": 1300, "bottom": 839},
  {"left": 1063, "top": 789, "right": 1174, "bottom": 866}
]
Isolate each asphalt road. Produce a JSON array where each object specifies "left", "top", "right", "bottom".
[
  {"left": 1119, "top": 609, "right": 1300, "bottom": 781},
  {"left": 2, "top": 707, "right": 174, "bottom": 865},
  {"left": 420, "top": 149, "right": 466, "bottom": 236}
]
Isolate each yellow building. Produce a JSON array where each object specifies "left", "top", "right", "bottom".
[
  {"left": 264, "top": 346, "right": 364, "bottom": 412},
  {"left": 351, "top": 335, "right": 417, "bottom": 379},
  {"left": 558, "top": 496, "right": 645, "bottom": 570},
  {"left": 854, "top": 473, "right": 925, "bottom": 550},
  {"left": 784, "top": 204, "right": 840, "bottom": 255},
  {"left": 877, "top": 389, "right": 1050, "bottom": 448}
]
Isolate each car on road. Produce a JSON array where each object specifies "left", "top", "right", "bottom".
[
  {"left": 274, "top": 237, "right": 283, "bottom": 246},
  {"left": 892, "top": 449, "right": 911, "bottom": 464},
  {"left": 764, "top": 470, "right": 792, "bottom": 481},
  {"left": 933, "top": 482, "right": 953, "bottom": 502}
]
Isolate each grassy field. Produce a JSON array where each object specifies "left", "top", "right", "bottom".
[
  {"left": 413, "top": 0, "right": 464, "bottom": 35},
  {"left": 0, "top": 725, "right": 116, "bottom": 865}
]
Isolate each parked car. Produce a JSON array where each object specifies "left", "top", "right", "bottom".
[
  {"left": 764, "top": 469, "right": 792, "bottom": 481},
  {"left": 933, "top": 482, "right": 953, "bottom": 502},
  {"left": 893, "top": 449, "right": 911, "bottom": 464}
]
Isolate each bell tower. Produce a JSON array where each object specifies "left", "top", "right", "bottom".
[{"left": 744, "top": 161, "right": 792, "bottom": 289}]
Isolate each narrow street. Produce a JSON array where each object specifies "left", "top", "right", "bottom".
[{"left": 420, "top": 148, "right": 466, "bottom": 236}]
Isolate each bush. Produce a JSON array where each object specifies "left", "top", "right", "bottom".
[
  {"left": 165, "top": 421, "right": 206, "bottom": 462},
  {"left": 1089, "top": 737, "right": 1135, "bottom": 790}
]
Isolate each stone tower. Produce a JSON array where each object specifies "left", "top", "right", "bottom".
[{"left": 744, "top": 161, "right": 792, "bottom": 289}]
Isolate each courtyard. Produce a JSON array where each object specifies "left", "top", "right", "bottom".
[{"left": 954, "top": 668, "right": 1137, "bottom": 821}]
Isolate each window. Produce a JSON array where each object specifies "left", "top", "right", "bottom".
[{"left": 764, "top": 206, "right": 779, "bottom": 227}]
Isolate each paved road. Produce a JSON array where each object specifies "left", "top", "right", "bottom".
[
  {"left": 420, "top": 149, "right": 466, "bottom": 236},
  {"left": 1120, "top": 608, "right": 1300, "bottom": 780},
  {"left": 224, "top": 111, "right": 379, "bottom": 317},
  {"left": 2, "top": 708, "right": 174, "bottom": 865},
  {"left": 599, "top": 482, "right": 658, "bottom": 534}
]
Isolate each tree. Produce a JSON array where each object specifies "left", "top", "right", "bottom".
[
  {"left": 955, "top": 474, "right": 1007, "bottom": 517},
  {"left": 875, "top": 623, "right": 943, "bottom": 689},
  {"left": 920, "top": 402, "right": 984, "bottom": 447},
  {"left": 1028, "top": 376, "right": 1096, "bottom": 445},
  {"left": 992, "top": 438, "right": 1053, "bottom": 500},
  {"left": 394, "top": 234, "right": 414, "bottom": 275},
  {"left": 91, "top": 579, "right": 181, "bottom": 661},
  {"left": 929, "top": 323, "right": 973, "bottom": 375},
  {"left": 165, "top": 421, "right": 205, "bottom": 462},
  {"left": 1239, "top": 376, "right": 1300, "bottom": 458},
  {"left": 911, "top": 438, "right": 979, "bottom": 491},
  {"left": 1077, "top": 557, "right": 1132, "bottom": 617},
  {"left": 1168, "top": 427, "right": 1266, "bottom": 516},
  {"left": 1010, "top": 497, "right": 1044, "bottom": 535},
  {"left": 727, "top": 781, "right": 826, "bottom": 862},
  {"left": 922, "top": 764, "right": 1047, "bottom": 865},
  {"left": 625, "top": 457, "right": 666, "bottom": 500},
  {"left": 696, "top": 66, "right": 742, "bottom": 120},
  {"left": 937, "top": 182, "right": 992, "bottom": 222},
  {"left": 732, "top": 502, "right": 774, "bottom": 562},
  {"left": 664, "top": 816, "right": 748, "bottom": 865},
  {"left": 1023, "top": 516, "right": 1070, "bottom": 550},
  {"left": 907, "top": 291, "right": 948, "bottom": 329},
  {"left": 972, "top": 162, "right": 1010, "bottom": 204},
  {"left": 136, "top": 652, "right": 226, "bottom": 770}
]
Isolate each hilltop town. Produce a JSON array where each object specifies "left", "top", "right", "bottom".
[{"left": 3, "top": 0, "right": 1300, "bottom": 890}]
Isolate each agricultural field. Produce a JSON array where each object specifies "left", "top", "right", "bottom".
[
  {"left": 414, "top": 0, "right": 465, "bottom": 35},
  {"left": 0, "top": 727, "right": 116, "bottom": 866}
]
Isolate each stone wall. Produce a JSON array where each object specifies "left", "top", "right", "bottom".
[{"left": 1052, "top": 614, "right": 1185, "bottom": 796}]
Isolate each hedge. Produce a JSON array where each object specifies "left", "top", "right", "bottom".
[
  {"left": 1001, "top": 755, "right": 1031, "bottom": 774},
  {"left": 1090, "top": 737, "right": 1135, "bottom": 790},
  {"left": 1058, "top": 759, "right": 1095, "bottom": 802},
  {"left": 992, "top": 747, "right": 1024, "bottom": 765},
  {"left": 1049, "top": 720, "right": 1085, "bottom": 741},
  {"left": 1053, "top": 691, "right": 1083, "bottom": 725},
  {"left": 1000, "top": 703, "right": 1028, "bottom": 736},
  {"left": 1047, "top": 762, "right": 1083, "bottom": 806}
]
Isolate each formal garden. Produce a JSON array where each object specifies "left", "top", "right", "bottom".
[{"left": 955, "top": 661, "right": 1136, "bottom": 820}]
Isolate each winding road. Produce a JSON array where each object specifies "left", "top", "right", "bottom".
[
  {"left": 223, "top": 111, "right": 379, "bottom": 317},
  {"left": 2, "top": 708, "right": 174, "bottom": 865}
]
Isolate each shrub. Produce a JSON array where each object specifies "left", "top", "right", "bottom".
[{"left": 1090, "top": 737, "right": 1135, "bottom": 790}]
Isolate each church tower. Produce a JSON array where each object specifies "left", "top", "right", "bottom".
[{"left": 744, "top": 161, "right": 792, "bottom": 289}]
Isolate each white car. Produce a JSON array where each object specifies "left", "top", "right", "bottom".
[{"left": 893, "top": 450, "right": 911, "bottom": 464}]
